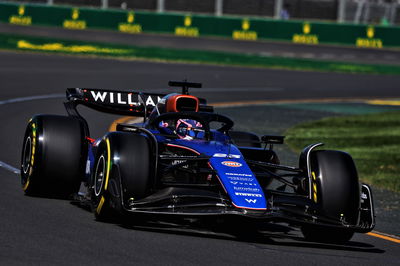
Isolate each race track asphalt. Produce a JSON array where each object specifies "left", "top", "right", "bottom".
[
  {"left": 2, "top": 23, "right": 400, "bottom": 66},
  {"left": 0, "top": 49, "right": 399, "bottom": 265}
]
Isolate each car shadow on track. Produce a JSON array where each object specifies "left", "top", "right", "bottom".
[
  {"left": 114, "top": 218, "right": 384, "bottom": 254},
  {"left": 69, "top": 197, "right": 384, "bottom": 254}
]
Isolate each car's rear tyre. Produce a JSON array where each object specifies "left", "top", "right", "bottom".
[
  {"left": 92, "top": 132, "right": 152, "bottom": 221},
  {"left": 229, "top": 131, "right": 261, "bottom": 148},
  {"left": 21, "top": 115, "right": 87, "bottom": 198},
  {"left": 301, "top": 150, "right": 360, "bottom": 243}
]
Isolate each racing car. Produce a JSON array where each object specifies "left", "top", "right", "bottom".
[{"left": 20, "top": 81, "right": 375, "bottom": 243}]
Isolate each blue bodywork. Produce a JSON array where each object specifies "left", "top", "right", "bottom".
[
  {"left": 173, "top": 139, "right": 267, "bottom": 210},
  {"left": 157, "top": 129, "right": 267, "bottom": 210},
  {"left": 85, "top": 128, "right": 267, "bottom": 210}
]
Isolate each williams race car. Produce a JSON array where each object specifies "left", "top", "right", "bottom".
[{"left": 21, "top": 81, "right": 375, "bottom": 243}]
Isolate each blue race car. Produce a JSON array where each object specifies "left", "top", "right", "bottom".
[{"left": 20, "top": 81, "right": 375, "bottom": 243}]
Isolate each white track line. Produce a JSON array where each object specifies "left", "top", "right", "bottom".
[
  {"left": 0, "top": 93, "right": 64, "bottom": 105},
  {"left": 0, "top": 161, "right": 20, "bottom": 174},
  {"left": 0, "top": 93, "right": 65, "bottom": 174}
]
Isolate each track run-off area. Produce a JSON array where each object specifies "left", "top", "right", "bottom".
[{"left": 0, "top": 49, "right": 399, "bottom": 265}]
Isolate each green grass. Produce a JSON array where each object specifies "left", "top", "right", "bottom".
[
  {"left": 285, "top": 111, "right": 400, "bottom": 192},
  {"left": 2, "top": 33, "right": 400, "bottom": 75}
]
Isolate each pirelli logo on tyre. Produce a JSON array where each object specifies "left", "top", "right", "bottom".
[{"left": 221, "top": 161, "right": 242, "bottom": 167}]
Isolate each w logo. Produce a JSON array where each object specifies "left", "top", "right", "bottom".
[{"left": 245, "top": 199, "right": 257, "bottom": 204}]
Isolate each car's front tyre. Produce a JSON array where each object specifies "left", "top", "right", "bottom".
[
  {"left": 91, "top": 132, "right": 153, "bottom": 221},
  {"left": 301, "top": 150, "right": 360, "bottom": 243}
]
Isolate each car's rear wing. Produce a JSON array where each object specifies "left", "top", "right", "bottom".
[
  {"left": 65, "top": 87, "right": 213, "bottom": 118},
  {"left": 66, "top": 88, "right": 166, "bottom": 117}
]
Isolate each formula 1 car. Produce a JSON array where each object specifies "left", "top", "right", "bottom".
[{"left": 20, "top": 81, "right": 375, "bottom": 243}]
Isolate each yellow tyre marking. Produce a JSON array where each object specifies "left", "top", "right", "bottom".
[
  {"left": 312, "top": 183, "right": 317, "bottom": 192},
  {"left": 311, "top": 171, "right": 318, "bottom": 203},
  {"left": 96, "top": 196, "right": 105, "bottom": 214},
  {"left": 367, "top": 232, "right": 400, "bottom": 244},
  {"left": 95, "top": 139, "right": 111, "bottom": 215},
  {"left": 31, "top": 141, "right": 36, "bottom": 165},
  {"left": 24, "top": 122, "right": 37, "bottom": 191},
  {"left": 104, "top": 138, "right": 111, "bottom": 191},
  {"left": 30, "top": 123, "right": 36, "bottom": 167},
  {"left": 22, "top": 179, "right": 30, "bottom": 191}
]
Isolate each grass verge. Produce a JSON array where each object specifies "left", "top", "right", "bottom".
[
  {"left": 285, "top": 111, "right": 400, "bottom": 192},
  {"left": 1, "top": 33, "right": 400, "bottom": 75}
]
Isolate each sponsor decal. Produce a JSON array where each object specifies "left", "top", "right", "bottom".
[
  {"left": 221, "top": 161, "right": 242, "bottom": 167},
  {"left": 63, "top": 8, "right": 86, "bottom": 30},
  {"left": 172, "top": 160, "right": 186, "bottom": 165},
  {"left": 9, "top": 5, "right": 32, "bottom": 26},
  {"left": 226, "top": 172, "right": 252, "bottom": 177},
  {"left": 175, "top": 15, "right": 199, "bottom": 37},
  {"left": 356, "top": 25, "right": 383, "bottom": 48},
  {"left": 292, "top": 22, "right": 319, "bottom": 45},
  {"left": 245, "top": 199, "right": 257, "bottom": 203},
  {"left": 172, "top": 160, "right": 188, "bottom": 168},
  {"left": 213, "top": 153, "right": 241, "bottom": 159},
  {"left": 233, "top": 187, "right": 260, "bottom": 192},
  {"left": 87, "top": 90, "right": 162, "bottom": 107},
  {"left": 232, "top": 19, "right": 258, "bottom": 41},
  {"left": 235, "top": 192, "right": 262, "bottom": 198},
  {"left": 227, "top": 176, "right": 254, "bottom": 182},
  {"left": 230, "top": 181, "right": 257, "bottom": 186},
  {"left": 119, "top": 12, "right": 142, "bottom": 34}
]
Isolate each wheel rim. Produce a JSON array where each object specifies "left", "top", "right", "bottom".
[
  {"left": 94, "top": 155, "right": 105, "bottom": 197},
  {"left": 22, "top": 136, "right": 32, "bottom": 174}
]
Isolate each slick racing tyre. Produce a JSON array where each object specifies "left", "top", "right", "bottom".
[
  {"left": 301, "top": 150, "right": 360, "bottom": 243},
  {"left": 21, "top": 115, "right": 87, "bottom": 198},
  {"left": 229, "top": 131, "right": 261, "bottom": 148},
  {"left": 92, "top": 132, "right": 152, "bottom": 221}
]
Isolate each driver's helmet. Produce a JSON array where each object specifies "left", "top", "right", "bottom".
[{"left": 176, "top": 119, "right": 204, "bottom": 140}]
